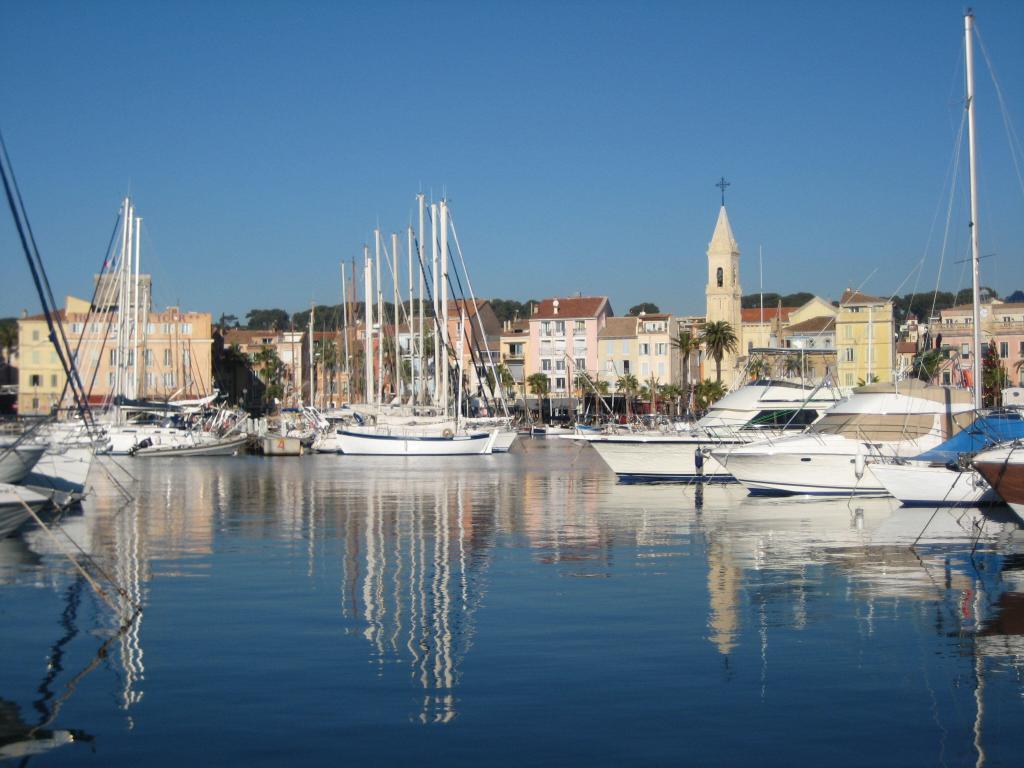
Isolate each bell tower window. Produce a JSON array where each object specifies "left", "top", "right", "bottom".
[{"left": 716, "top": 267, "right": 723, "bottom": 288}]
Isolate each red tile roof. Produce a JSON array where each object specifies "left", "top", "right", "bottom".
[
  {"left": 740, "top": 307, "right": 797, "bottom": 323},
  {"left": 840, "top": 288, "right": 888, "bottom": 306},
  {"left": 531, "top": 296, "right": 610, "bottom": 320},
  {"left": 785, "top": 316, "right": 835, "bottom": 334}
]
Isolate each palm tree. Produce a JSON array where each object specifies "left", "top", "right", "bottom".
[
  {"left": 646, "top": 375, "right": 660, "bottom": 414},
  {"left": 659, "top": 383, "right": 682, "bottom": 417},
  {"left": 671, "top": 329, "right": 700, "bottom": 399},
  {"left": 1015, "top": 357, "right": 1024, "bottom": 386},
  {"left": 783, "top": 355, "right": 802, "bottom": 379},
  {"left": 700, "top": 321, "right": 738, "bottom": 384},
  {"left": 695, "top": 379, "right": 726, "bottom": 411},
  {"left": 747, "top": 356, "right": 768, "bottom": 380},
  {"left": 526, "top": 372, "right": 550, "bottom": 396},
  {"left": 616, "top": 373, "right": 639, "bottom": 421},
  {"left": 857, "top": 373, "right": 880, "bottom": 387}
]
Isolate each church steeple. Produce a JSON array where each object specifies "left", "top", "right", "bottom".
[{"left": 708, "top": 205, "right": 739, "bottom": 256}]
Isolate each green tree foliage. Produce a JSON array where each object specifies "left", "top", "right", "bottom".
[
  {"left": 245, "top": 308, "right": 290, "bottom": 330},
  {"left": 0, "top": 318, "right": 17, "bottom": 364},
  {"left": 700, "top": 321, "right": 739, "bottom": 383},
  {"left": 628, "top": 302, "right": 660, "bottom": 316},
  {"left": 217, "top": 313, "right": 239, "bottom": 329},
  {"left": 1006, "top": 289, "right": 1024, "bottom": 303},
  {"left": 526, "top": 372, "right": 550, "bottom": 396},
  {"left": 489, "top": 299, "right": 539, "bottom": 323},
  {"left": 983, "top": 340, "right": 1007, "bottom": 407},
  {"left": 695, "top": 380, "right": 726, "bottom": 410}
]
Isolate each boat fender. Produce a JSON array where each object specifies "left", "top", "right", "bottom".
[
  {"left": 854, "top": 446, "right": 866, "bottom": 479},
  {"left": 442, "top": 428, "right": 454, "bottom": 438}
]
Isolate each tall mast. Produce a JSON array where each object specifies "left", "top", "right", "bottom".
[
  {"left": 132, "top": 214, "right": 142, "bottom": 399},
  {"left": 392, "top": 231, "right": 401, "bottom": 401},
  {"left": 430, "top": 202, "right": 440, "bottom": 407},
  {"left": 417, "top": 194, "right": 426, "bottom": 405},
  {"left": 364, "top": 245, "right": 374, "bottom": 405},
  {"left": 407, "top": 224, "right": 415, "bottom": 405},
  {"left": 439, "top": 200, "right": 450, "bottom": 416},
  {"left": 341, "top": 261, "right": 349, "bottom": 402},
  {"left": 965, "top": 9, "right": 983, "bottom": 410},
  {"left": 375, "top": 228, "right": 384, "bottom": 406},
  {"left": 309, "top": 302, "right": 316, "bottom": 408}
]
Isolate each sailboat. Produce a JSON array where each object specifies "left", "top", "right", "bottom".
[{"left": 870, "top": 10, "right": 1016, "bottom": 506}]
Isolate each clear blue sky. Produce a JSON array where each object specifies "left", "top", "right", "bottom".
[{"left": 3, "top": 0, "right": 1023, "bottom": 321}]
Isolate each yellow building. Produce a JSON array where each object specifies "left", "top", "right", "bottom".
[
  {"left": 18, "top": 295, "right": 214, "bottom": 414},
  {"left": 835, "top": 288, "right": 895, "bottom": 387}
]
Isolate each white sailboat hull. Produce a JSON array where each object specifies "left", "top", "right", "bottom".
[
  {"left": 336, "top": 429, "right": 495, "bottom": 456},
  {"left": 0, "top": 484, "right": 49, "bottom": 538},
  {"left": 0, "top": 444, "right": 46, "bottom": 485},
  {"left": 27, "top": 445, "right": 94, "bottom": 494},
  {"left": 135, "top": 434, "right": 249, "bottom": 457}
]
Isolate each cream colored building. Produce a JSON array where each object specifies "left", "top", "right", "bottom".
[
  {"left": 835, "top": 288, "right": 895, "bottom": 387},
  {"left": 18, "top": 295, "right": 214, "bottom": 414},
  {"left": 704, "top": 205, "right": 743, "bottom": 388}
]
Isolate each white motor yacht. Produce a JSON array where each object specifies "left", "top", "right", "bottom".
[
  {"left": 713, "top": 381, "right": 974, "bottom": 496},
  {"left": 570, "top": 379, "right": 840, "bottom": 482}
]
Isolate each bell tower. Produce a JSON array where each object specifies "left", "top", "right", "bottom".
[{"left": 704, "top": 180, "right": 742, "bottom": 386}]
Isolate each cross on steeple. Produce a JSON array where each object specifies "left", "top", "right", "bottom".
[{"left": 716, "top": 176, "right": 730, "bottom": 207}]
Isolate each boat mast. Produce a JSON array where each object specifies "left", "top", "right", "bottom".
[
  {"left": 965, "top": 9, "right": 983, "bottom": 411},
  {"left": 375, "top": 228, "right": 384, "bottom": 406},
  {"left": 417, "top": 193, "right": 426, "bottom": 406},
  {"left": 406, "top": 224, "right": 414, "bottom": 405},
  {"left": 340, "top": 260, "right": 349, "bottom": 403},
  {"left": 132, "top": 213, "right": 142, "bottom": 399},
  {"left": 364, "top": 245, "right": 374, "bottom": 405},
  {"left": 430, "top": 202, "right": 440, "bottom": 408},
  {"left": 440, "top": 199, "right": 450, "bottom": 417},
  {"left": 309, "top": 302, "right": 316, "bottom": 409},
  {"left": 392, "top": 231, "right": 401, "bottom": 402}
]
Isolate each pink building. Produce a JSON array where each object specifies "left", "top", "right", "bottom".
[
  {"left": 526, "top": 296, "right": 612, "bottom": 394},
  {"left": 933, "top": 301, "right": 1024, "bottom": 387}
]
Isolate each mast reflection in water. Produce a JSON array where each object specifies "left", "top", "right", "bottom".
[{"left": 1, "top": 439, "right": 1023, "bottom": 766}]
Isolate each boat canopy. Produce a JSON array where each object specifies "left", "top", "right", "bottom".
[{"left": 914, "top": 410, "right": 1024, "bottom": 463}]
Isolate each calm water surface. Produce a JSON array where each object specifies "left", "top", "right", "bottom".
[{"left": 2, "top": 439, "right": 1024, "bottom": 766}]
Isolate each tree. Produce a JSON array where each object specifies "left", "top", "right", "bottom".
[
  {"left": 486, "top": 362, "right": 517, "bottom": 399},
  {"left": 245, "top": 308, "right": 290, "bottom": 330},
  {"left": 628, "top": 302, "right": 660, "bottom": 316},
  {"left": 659, "top": 383, "right": 682, "bottom": 417},
  {"left": 254, "top": 345, "right": 285, "bottom": 405},
  {"left": 700, "top": 321, "right": 738, "bottom": 384},
  {"left": 671, "top": 329, "right": 700, "bottom": 403},
  {"left": 695, "top": 379, "right": 726, "bottom": 411},
  {"left": 616, "top": 373, "right": 640, "bottom": 420},
  {"left": 782, "top": 355, "right": 802, "bottom": 379},
  {"left": 741, "top": 292, "right": 814, "bottom": 309},
  {"left": 217, "top": 313, "right": 239, "bottom": 329},
  {"left": 1006, "top": 289, "right": 1024, "bottom": 303},
  {"left": 912, "top": 349, "right": 943, "bottom": 382},
  {"left": 982, "top": 340, "right": 1007, "bottom": 407},
  {"left": 747, "top": 356, "right": 768, "bottom": 380},
  {"left": 0, "top": 319, "right": 17, "bottom": 366},
  {"left": 526, "top": 372, "right": 550, "bottom": 396},
  {"left": 857, "top": 374, "right": 880, "bottom": 387}
]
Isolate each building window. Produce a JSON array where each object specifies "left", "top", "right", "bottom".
[
  {"left": 623, "top": 360, "right": 630, "bottom": 374},
  {"left": 655, "top": 343, "right": 667, "bottom": 355},
  {"left": 716, "top": 267, "right": 723, "bottom": 287},
  {"left": 638, "top": 343, "right": 650, "bottom": 355},
  {"left": 942, "top": 371, "right": 951, "bottom": 384},
  {"left": 30, "top": 374, "right": 41, "bottom": 386},
  {"left": 961, "top": 343, "right": 970, "bottom": 358},
  {"left": 70, "top": 322, "right": 83, "bottom": 333},
  {"left": 108, "top": 372, "right": 115, "bottom": 386},
  {"left": 575, "top": 357, "right": 586, "bottom": 371},
  {"left": 32, "top": 397, "right": 39, "bottom": 410},
  {"left": 555, "top": 359, "right": 565, "bottom": 371},
  {"left": 1000, "top": 342, "right": 1009, "bottom": 358},
  {"left": 145, "top": 349, "right": 153, "bottom": 366},
  {"left": 844, "top": 347, "right": 854, "bottom": 362},
  {"left": 555, "top": 377, "right": 566, "bottom": 391},
  {"left": 163, "top": 373, "right": 176, "bottom": 388},
  {"left": 621, "top": 340, "right": 630, "bottom": 354},
  {"left": 574, "top": 320, "right": 585, "bottom": 333},
  {"left": 541, "top": 358, "right": 551, "bottom": 371},
  {"left": 164, "top": 349, "right": 172, "bottom": 366},
  {"left": 844, "top": 373, "right": 854, "bottom": 386},
  {"left": 554, "top": 321, "right": 565, "bottom": 335},
  {"left": 50, "top": 374, "right": 57, "bottom": 387},
  {"left": 180, "top": 323, "right": 192, "bottom": 335},
  {"left": 509, "top": 343, "right": 524, "bottom": 357},
  {"left": 32, "top": 329, "right": 40, "bottom": 341},
  {"left": 146, "top": 323, "right": 155, "bottom": 334},
  {"left": 109, "top": 349, "right": 117, "bottom": 366}
]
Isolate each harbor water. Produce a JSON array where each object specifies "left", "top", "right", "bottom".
[{"left": 2, "top": 438, "right": 1024, "bottom": 766}]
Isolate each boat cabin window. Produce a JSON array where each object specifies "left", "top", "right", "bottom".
[
  {"left": 744, "top": 409, "right": 820, "bottom": 430},
  {"left": 810, "top": 413, "right": 937, "bottom": 441}
]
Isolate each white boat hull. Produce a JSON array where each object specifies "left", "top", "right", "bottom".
[
  {"left": 0, "top": 445, "right": 46, "bottom": 484},
  {"left": 336, "top": 429, "right": 494, "bottom": 456},
  {"left": 135, "top": 434, "right": 249, "bottom": 457},
  {"left": 0, "top": 484, "right": 49, "bottom": 538},
  {"left": 262, "top": 435, "right": 303, "bottom": 456},
  {"left": 868, "top": 463, "right": 998, "bottom": 506},
  {"left": 27, "top": 445, "right": 94, "bottom": 494},
  {"left": 573, "top": 435, "right": 735, "bottom": 481},
  {"left": 490, "top": 430, "right": 518, "bottom": 453}
]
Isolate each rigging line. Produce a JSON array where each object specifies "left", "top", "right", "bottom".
[
  {"left": 0, "top": 130, "right": 95, "bottom": 431},
  {"left": 930, "top": 109, "right": 968, "bottom": 324},
  {"left": 974, "top": 23, "right": 1024, "bottom": 203}
]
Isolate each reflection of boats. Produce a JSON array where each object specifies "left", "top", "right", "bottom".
[
  {"left": 575, "top": 380, "right": 839, "bottom": 482},
  {"left": 0, "top": 698, "right": 84, "bottom": 761},
  {"left": 715, "top": 382, "right": 974, "bottom": 496},
  {"left": 134, "top": 433, "right": 249, "bottom": 457},
  {"left": 0, "top": 484, "right": 50, "bottom": 538},
  {"left": 974, "top": 443, "right": 1024, "bottom": 517}
]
